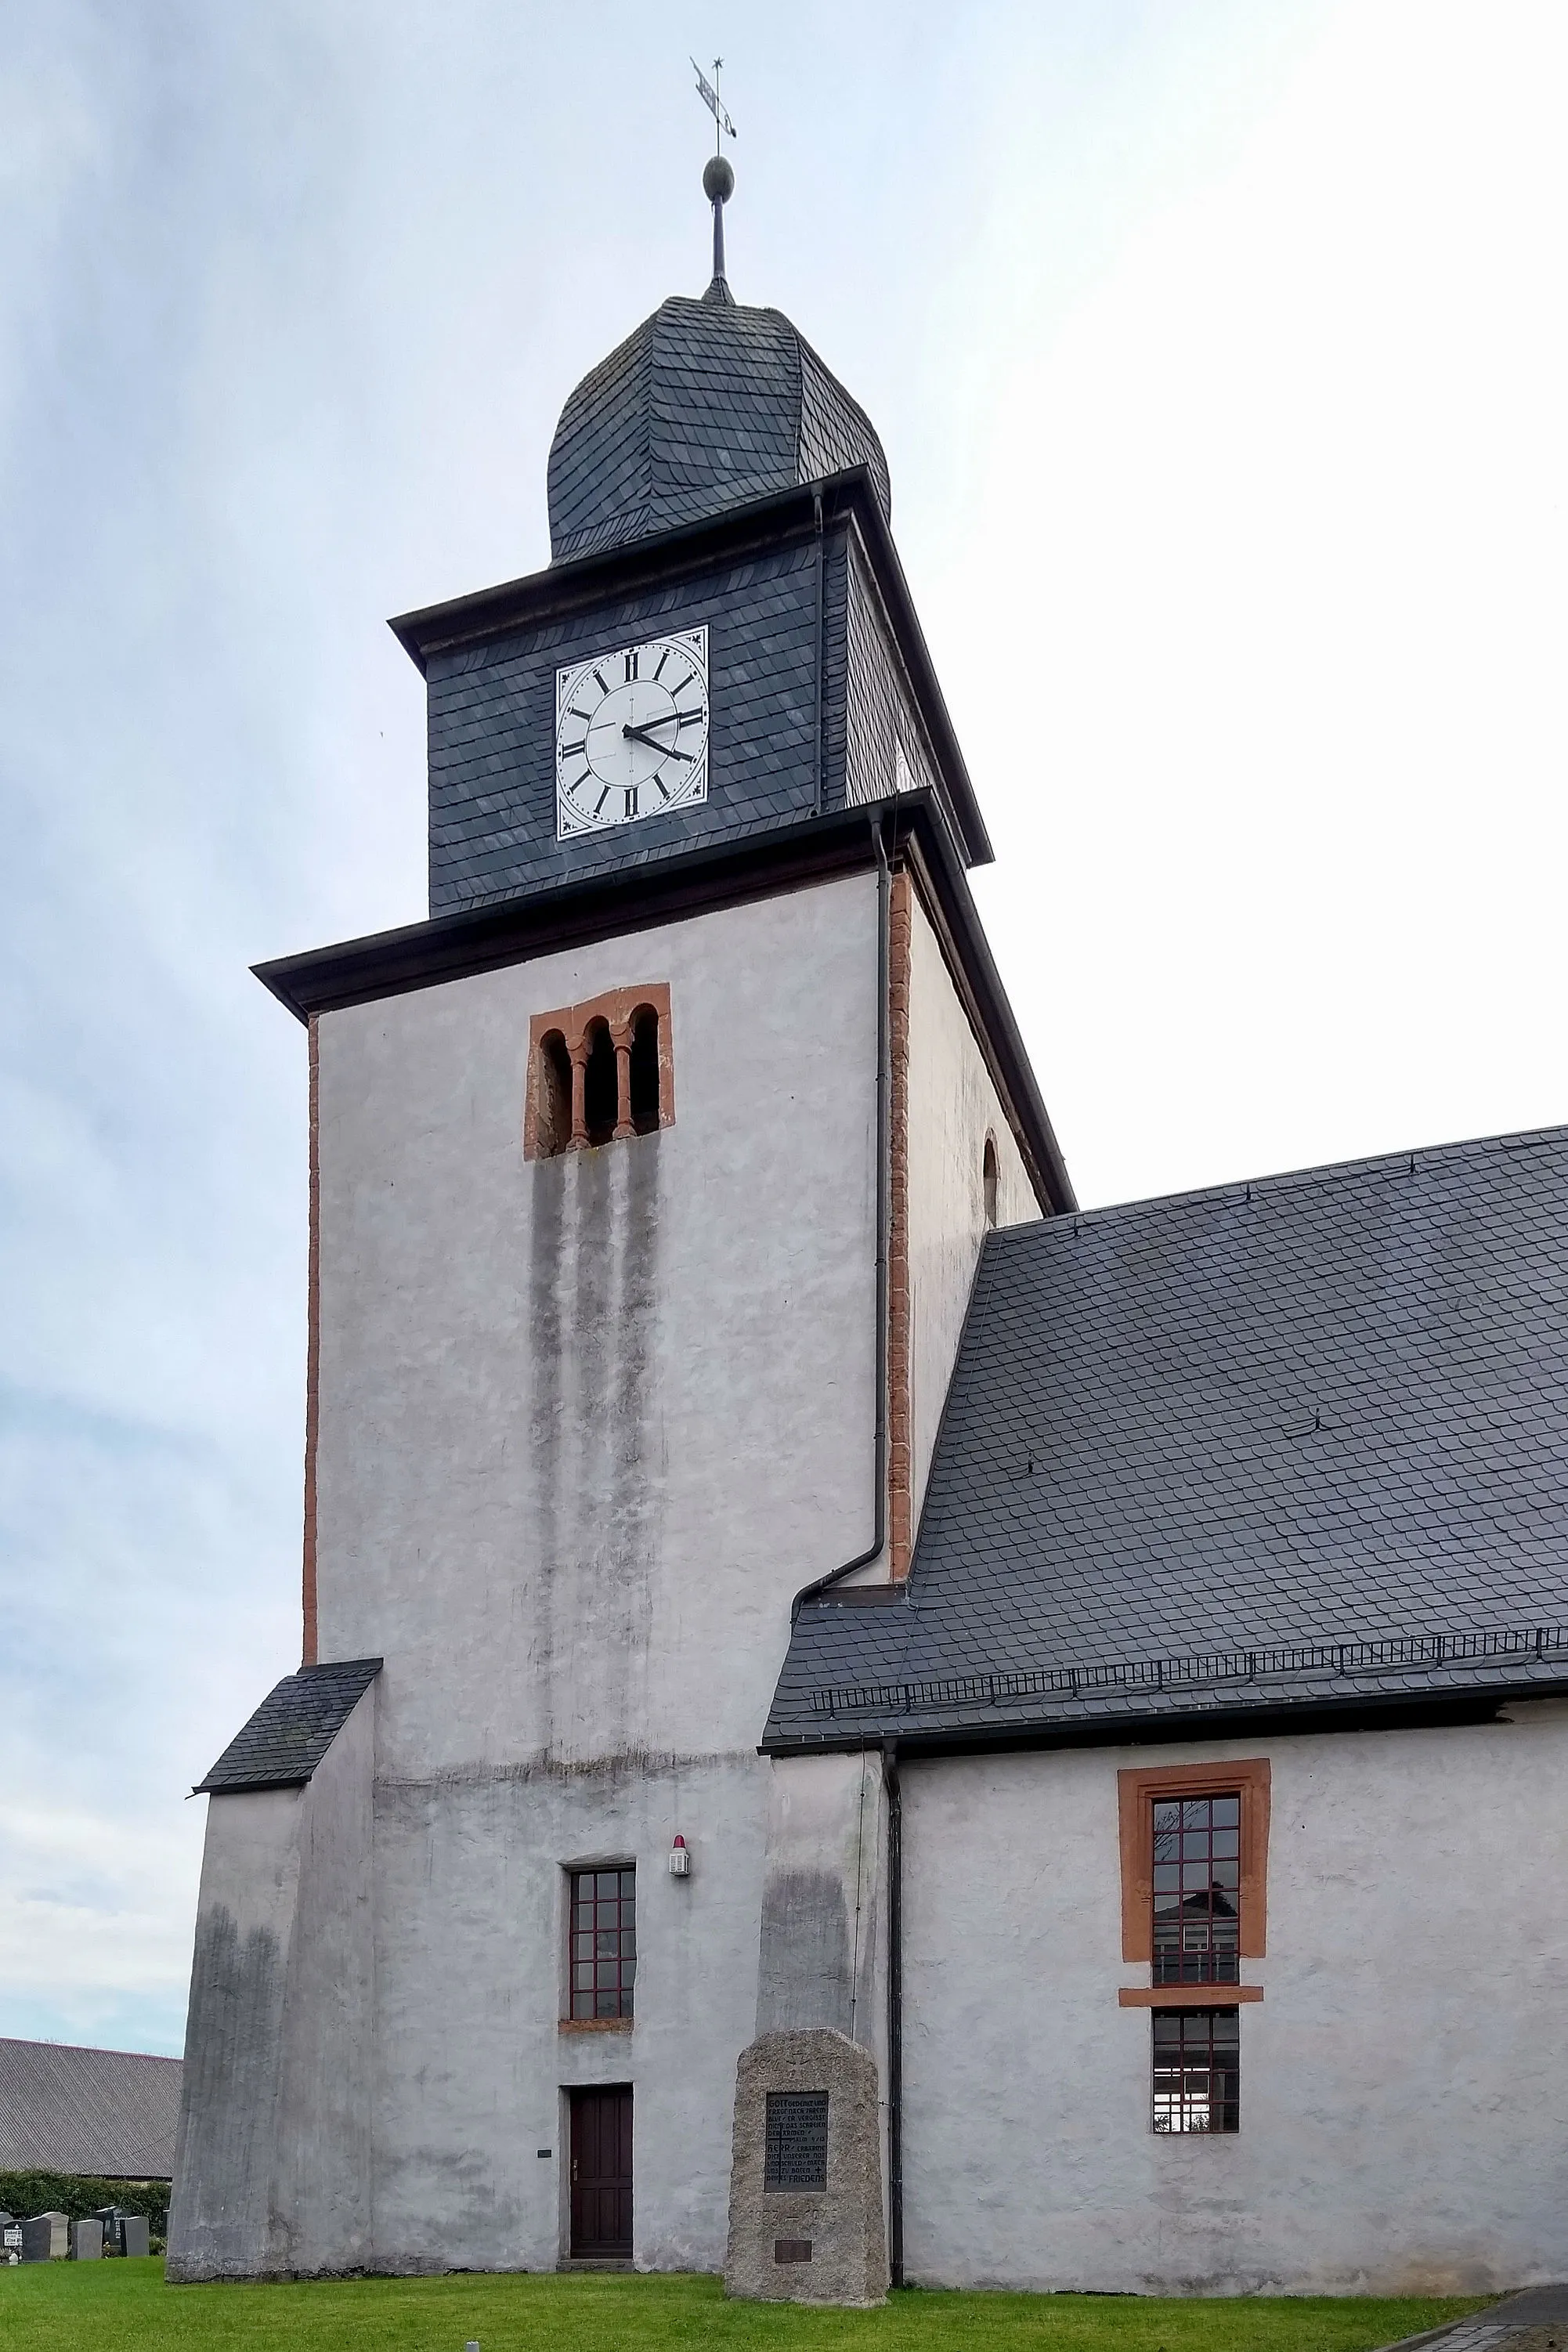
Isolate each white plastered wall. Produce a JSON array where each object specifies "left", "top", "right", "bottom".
[
  {"left": 303, "top": 871, "right": 883, "bottom": 2272},
  {"left": 168, "top": 1684, "right": 375, "bottom": 2280},
  {"left": 903, "top": 887, "right": 1041, "bottom": 1530},
  {"left": 899, "top": 1704, "right": 1568, "bottom": 2295}
]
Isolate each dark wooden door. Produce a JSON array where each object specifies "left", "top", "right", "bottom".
[{"left": 570, "top": 2086, "right": 633, "bottom": 2257}]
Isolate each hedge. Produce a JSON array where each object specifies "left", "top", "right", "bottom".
[{"left": 0, "top": 2170, "right": 168, "bottom": 2232}]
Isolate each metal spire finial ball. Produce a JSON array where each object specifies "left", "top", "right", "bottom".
[{"left": 703, "top": 154, "right": 735, "bottom": 206}]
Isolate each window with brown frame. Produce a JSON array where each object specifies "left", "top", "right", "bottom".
[
  {"left": 1117, "top": 1758, "right": 1269, "bottom": 2135},
  {"left": 1117, "top": 1758, "right": 1270, "bottom": 1967},
  {"left": 569, "top": 1867, "right": 636, "bottom": 2020},
  {"left": 523, "top": 984, "right": 674, "bottom": 1161}
]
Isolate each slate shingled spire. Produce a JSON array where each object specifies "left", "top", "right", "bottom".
[{"left": 546, "top": 148, "right": 891, "bottom": 567}]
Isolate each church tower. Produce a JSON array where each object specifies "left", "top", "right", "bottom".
[{"left": 168, "top": 159, "right": 1071, "bottom": 2289}]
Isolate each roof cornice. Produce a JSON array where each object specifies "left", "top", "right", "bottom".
[
  {"left": 387, "top": 468, "right": 993, "bottom": 869},
  {"left": 761, "top": 1683, "right": 1530, "bottom": 1761},
  {"left": 252, "top": 793, "right": 1075, "bottom": 1215}
]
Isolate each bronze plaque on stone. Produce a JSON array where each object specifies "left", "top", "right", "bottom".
[{"left": 764, "top": 2090, "right": 829, "bottom": 2191}]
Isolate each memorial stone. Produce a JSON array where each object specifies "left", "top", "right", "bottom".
[
  {"left": 70, "top": 2217, "right": 103, "bottom": 2260},
  {"left": 725, "top": 2029, "right": 887, "bottom": 2306}
]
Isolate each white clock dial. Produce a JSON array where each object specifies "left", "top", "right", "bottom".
[{"left": 555, "top": 627, "right": 710, "bottom": 839}]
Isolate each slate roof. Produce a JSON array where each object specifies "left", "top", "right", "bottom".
[
  {"left": 765, "top": 1127, "right": 1568, "bottom": 1749},
  {"left": 194, "top": 1657, "right": 381, "bottom": 1794},
  {"left": 547, "top": 294, "right": 890, "bottom": 562},
  {"left": 0, "top": 2038, "right": 181, "bottom": 2178}
]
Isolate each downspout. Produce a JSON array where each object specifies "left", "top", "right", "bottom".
[
  {"left": 811, "top": 488, "right": 826, "bottom": 816},
  {"left": 883, "top": 1737, "right": 903, "bottom": 2289},
  {"left": 790, "top": 812, "right": 891, "bottom": 1619}
]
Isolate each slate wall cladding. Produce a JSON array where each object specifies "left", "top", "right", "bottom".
[
  {"left": 425, "top": 511, "right": 951, "bottom": 916},
  {"left": 424, "top": 511, "right": 939, "bottom": 915},
  {"left": 428, "top": 539, "right": 828, "bottom": 915},
  {"left": 818, "top": 532, "right": 850, "bottom": 813},
  {"left": 844, "top": 534, "right": 938, "bottom": 811}
]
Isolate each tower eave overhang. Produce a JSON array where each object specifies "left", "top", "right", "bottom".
[
  {"left": 251, "top": 789, "right": 1075, "bottom": 1217},
  {"left": 388, "top": 467, "right": 993, "bottom": 870}
]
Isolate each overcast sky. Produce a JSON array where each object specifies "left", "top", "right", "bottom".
[{"left": 2, "top": 0, "right": 1564, "bottom": 2056}]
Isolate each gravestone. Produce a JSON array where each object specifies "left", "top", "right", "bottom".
[
  {"left": 119, "top": 2214, "right": 150, "bottom": 2259},
  {"left": 70, "top": 2217, "right": 103, "bottom": 2260},
  {"left": 0, "top": 2213, "right": 20, "bottom": 2264},
  {"left": 20, "top": 2213, "right": 68, "bottom": 2262}
]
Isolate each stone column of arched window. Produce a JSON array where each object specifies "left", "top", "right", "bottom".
[
  {"left": 611, "top": 1015, "right": 637, "bottom": 1140},
  {"left": 568, "top": 1032, "right": 591, "bottom": 1150}
]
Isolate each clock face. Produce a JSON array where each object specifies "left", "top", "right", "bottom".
[{"left": 555, "top": 627, "right": 710, "bottom": 839}]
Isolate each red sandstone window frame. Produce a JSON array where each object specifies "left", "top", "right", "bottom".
[
  {"left": 1116, "top": 1758, "right": 1270, "bottom": 1971},
  {"left": 524, "top": 983, "right": 674, "bottom": 1161}
]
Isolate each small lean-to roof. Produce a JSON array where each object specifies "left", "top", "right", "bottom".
[
  {"left": 0, "top": 2038, "right": 182, "bottom": 2178},
  {"left": 194, "top": 1658, "right": 381, "bottom": 1794},
  {"left": 766, "top": 1127, "right": 1568, "bottom": 1750}
]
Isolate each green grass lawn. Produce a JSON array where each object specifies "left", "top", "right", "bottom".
[{"left": 0, "top": 2262, "right": 1488, "bottom": 2352}]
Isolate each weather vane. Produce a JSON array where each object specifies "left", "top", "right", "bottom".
[{"left": 692, "top": 57, "right": 737, "bottom": 296}]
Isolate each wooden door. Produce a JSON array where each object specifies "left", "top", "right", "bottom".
[{"left": 570, "top": 2086, "right": 633, "bottom": 2257}]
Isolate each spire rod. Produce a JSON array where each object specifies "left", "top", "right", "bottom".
[{"left": 692, "top": 57, "right": 737, "bottom": 303}]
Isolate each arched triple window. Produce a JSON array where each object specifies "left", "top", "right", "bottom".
[
  {"left": 523, "top": 983, "right": 674, "bottom": 1161},
  {"left": 983, "top": 1134, "right": 999, "bottom": 1229}
]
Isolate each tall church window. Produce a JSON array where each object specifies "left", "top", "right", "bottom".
[
  {"left": 983, "top": 1136, "right": 999, "bottom": 1228},
  {"left": 523, "top": 983, "right": 675, "bottom": 1160},
  {"left": 1153, "top": 2008, "right": 1239, "bottom": 2134},
  {"left": 569, "top": 1867, "right": 636, "bottom": 2020},
  {"left": 1118, "top": 1759, "right": 1268, "bottom": 2135}
]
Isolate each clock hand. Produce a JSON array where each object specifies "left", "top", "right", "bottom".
[{"left": 622, "top": 721, "right": 695, "bottom": 761}]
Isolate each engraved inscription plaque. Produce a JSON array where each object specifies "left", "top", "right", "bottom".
[
  {"left": 774, "top": 2238, "right": 813, "bottom": 2263},
  {"left": 764, "top": 2090, "right": 829, "bottom": 2191}
]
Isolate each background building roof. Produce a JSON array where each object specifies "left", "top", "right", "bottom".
[
  {"left": 547, "top": 292, "right": 890, "bottom": 562},
  {"left": 767, "top": 1126, "right": 1568, "bottom": 1748},
  {"left": 0, "top": 2038, "right": 181, "bottom": 2179}
]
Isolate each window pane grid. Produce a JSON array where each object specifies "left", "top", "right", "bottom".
[
  {"left": 1152, "top": 1793, "right": 1241, "bottom": 1984},
  {"left": 569, "top": 1868, "right": 636, "bottom": 2019},
  {"left": 1153, "top": 2007, "right": 1240, "bottom": 2134}
]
